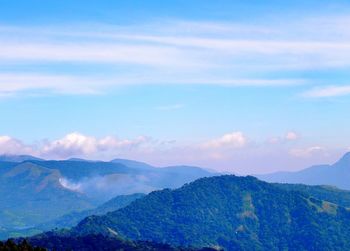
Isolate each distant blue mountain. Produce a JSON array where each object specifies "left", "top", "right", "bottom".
[
  {"left": 22, "top": 159, "right": 217, "bottom": 202},
  {"left": 66, "top": 158, "right": 100, "bottom": 162},
  {"left": 0, "top": 155, "right": 43, "bottom": 162},
  {"left": 0, "top": 156, "right": 216, "bottom": 238},
  {"left": 110, "top": 158, "right": 154, "bottom": 170},
  {"left": 27, "top": 160, "right": 133, "bottom": 180},
  {"left": 257, "top": 152, "right": 350, "bottom": 190}
]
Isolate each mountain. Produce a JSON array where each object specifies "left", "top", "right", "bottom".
[
  {"left": 275, "top": 183, "right": 350, "bottom": 207},
  {"left": 27, "top": 159, "right": 216, "bottom": 202},
  {"left": 110, "top": 160, "right": 217, "bottom": 191},
  {"left": 95, "top": 193, "right": 146, "bottom": 215},
  {"left": 0, "top": 162, "right": 95, "bottom": 239},
  {"left": 72, "top": 175, "right": 350, "bottom": 251},
  {"left": 0, "top": 158, "right": 215, "bottom": 203},
  {"left": 0, "top": 162, "right": 95, "bottom": 226},
  {"left": 0, "top": 155, "right": 43, "bottom": 163},
  {"left": 111, "top": 158, "right": 155, "bottom": 170},
  {"left": 257, "top": 152, "right": 350, "bottom": 190},
  {"left": 23, "top": 232, "right": 219, "bottom": 251},
  {"left": 0, "top": 239, "right": 45, "bottom": 251},
  {"left": 35, "top": 193, "right": 146, "bottom": 232},
  {"left": 0, "top": 157, "right": 215, "bottom": 239},
  {"left": 67, "top": 158, "right": 100, "bottom": 162},
  {"left": 27, "top": 160, "right": 132, "bottom": 180},
  {"left": 152, "top": 166, "right": 216, "bottom": 188}
]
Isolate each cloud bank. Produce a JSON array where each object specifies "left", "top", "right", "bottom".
[
  {"left": 0, "top": 132, "right": 148, "bottom": 160},
  {"left": 0, "top": 131, "right": 345, "bottom": 175}
]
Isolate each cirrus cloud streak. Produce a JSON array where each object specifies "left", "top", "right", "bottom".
[{"left": 2, "top": 16, "right": 350, "bottom": 95}]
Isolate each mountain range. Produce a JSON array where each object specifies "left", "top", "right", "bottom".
[
  {"left": 24, "top": 175, "right": 350, "bottom": 251},
  {"left": 0, "top": 155, "right": 215, "bottom": 239},
  {"left": 3, "top": 153, "right": 350, "bottom": 250},
  {"left": 257, "top": 152, "right": 350, "bottom": 190}
]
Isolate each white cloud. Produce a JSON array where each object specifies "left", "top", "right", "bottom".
[
  {"left": 41, "top": 132, "right": 147, "bottom": 158},
  {"left": 302, "top": 85, "right": 350, "bottom": 98},
  {"left": 98, "top": 135, "right": 147, "bottom": 150},
  {"left": 0, "top": 133, "right": 149, "bottom": 159},
  {"left": 285, "top": 131, "right": 298, "bottom": 141},
  {"left": 0, "top": 73, "right": 105, "bottom": 94},
  {"left": 0, "top": 136, "right": 33, "bottom": 155},
  {"left": 289, "top": 146, "right": 325, "bottom": 158},
  {"left": 42, "top": 133, "right": 98, "bottom": 157},
  {"left": 0, "top": 42, "right": 197, "bottom": 68},
  {"left": 59, "top": 177, "right": 82, "bottom": 192},
  {"left": 268, "top": 131, "right": 299, "bottom": 144},
  {"left": 202, "top": 132, "right": 247, "bottom": 149},
  {"left": 0, "top": 73, "right": 305, "bottom": 96}
]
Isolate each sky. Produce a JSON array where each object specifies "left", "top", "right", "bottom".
[{"left": 0, "top": 0, "right": 350, "bottom": 174}]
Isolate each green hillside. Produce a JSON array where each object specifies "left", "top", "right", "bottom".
[
  {"left": 276, "top": 183, "right": 350, "bottom": 208},
  {"left": 73, "top": 175, "right": 350, "bottom": 251},
  {"left": 0, "top": 162, "right": 94, "bottom": 233}
]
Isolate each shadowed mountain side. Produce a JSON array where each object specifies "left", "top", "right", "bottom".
[
  {"left": 35, "top": 193, "right": 146, "bottom": 232},
  {"left": 24, "top": 232, "right": 220, "bottom": 251}
]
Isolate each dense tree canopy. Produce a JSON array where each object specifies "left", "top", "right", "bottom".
[{"left": 72, "top": 175, "right": 350, "bottom": 251}]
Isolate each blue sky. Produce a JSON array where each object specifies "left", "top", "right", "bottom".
[{"left": 0, "top": 0, "right": 350, "bottom": 174}]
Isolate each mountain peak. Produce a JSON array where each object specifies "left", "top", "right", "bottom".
[
  {"left": 333, "top": 152, "right": 350, "bottom": 168},
  {"left": 72, "top": 174, "right": 350, "bottom": 250}
]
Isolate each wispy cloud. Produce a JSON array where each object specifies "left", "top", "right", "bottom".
[
  {"left": 2, "top": 15, "right": 350, "bottom": 95},
  {"left": 0, "top": 73, "right": 305, "bottom": 96},
  {"left": 302, "top": 85, "right": 350, "bottom": 98},
  {"left": 289, "top": 146, "right": 325, "bottom": 158}
]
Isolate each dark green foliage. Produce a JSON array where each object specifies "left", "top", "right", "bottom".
[
  {"left": 72, "top": 175, "right": 350, "bottom": 251},
  {"left": 25, "top": 232, "right": 220, "bottom": 251},
  {"left": 0, "top": 239, "right": 45, "bottom": 251},
  {"left": 96, "top": 193, "right": 146, "bottom": 214}
]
